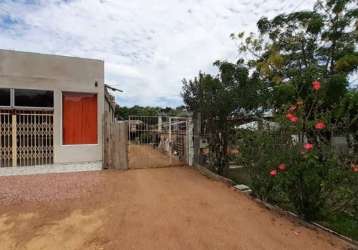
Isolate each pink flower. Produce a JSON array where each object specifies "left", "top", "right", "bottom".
[
  {"left": 315, "top": 121, "right": 326, "bottom": 130},
  {"left": 278, "top": 163, "right": 286, "bottom": 172},
  {"left": 352, "top": 164, "right": 358, "bottom": 173},
  {"left": 290, "top": 116, "right": 298, "bottom": 123},
  {"left": 270, "top": 169, "right": 277, "bottom": 177},
  {"left": 304, "top": 143, "right": 314, "bottom": 151},
  {"left": 286, "top": 113, "right": 298, "bottom": 123},
  {"left": 312, "top": 80, "right": 321, "bottom": 90}
]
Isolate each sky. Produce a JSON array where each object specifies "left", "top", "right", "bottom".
[{"left": 0, "top": 0, "right": 320, "bottom": 107}]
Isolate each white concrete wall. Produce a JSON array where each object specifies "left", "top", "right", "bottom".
[{"left": 0, "top": 49, "right": 104, "bottom": 164}]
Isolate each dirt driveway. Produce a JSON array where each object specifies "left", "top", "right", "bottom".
[
  {"left": 128, "top": 144, "right": 182, "bottom": 169},
  {"left": 0, "top": 167, "right": 353, "bottom": 250}
]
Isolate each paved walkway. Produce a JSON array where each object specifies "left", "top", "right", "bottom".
[
  {"left": 0, "top": 167, "right": 353, "bottom": 250},
  {"left": 0, "top": 162, "right": 102, "bottom": 176}
]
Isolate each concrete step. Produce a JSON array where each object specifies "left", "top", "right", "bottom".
[{"left": 233, "top": 184, "right": 252, "bottom": 193}]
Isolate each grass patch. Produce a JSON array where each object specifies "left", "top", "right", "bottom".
[
  {"left": 225, "top": 166, "right": 252, "bottom": 186},
  {"left": 224, "top": 167, "right": 358, "bottom": 241},
  {"left": 319, "top": 213, "right": 358, "bottom": 241}
]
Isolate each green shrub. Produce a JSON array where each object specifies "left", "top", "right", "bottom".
[
  {"left": 237, "top": 129, "right": 357, "bottom": 221},
  {"left": 237, "top": 130, "right": 290, "bottom": 204}
]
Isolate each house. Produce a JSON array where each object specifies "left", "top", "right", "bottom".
[{"left": 0, "top": 49, "right": 115, "bottom": 169}]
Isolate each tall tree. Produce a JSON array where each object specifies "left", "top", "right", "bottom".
[
  {"left": 182, "top": 61, "right": 266, "bottom": 174},
  {"left": 233, "top": 0, "right": 358, "bottom": 140}
]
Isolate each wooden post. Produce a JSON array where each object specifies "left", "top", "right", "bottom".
[
  {"left": 186, "top": 117, "right": 194, "bottom": 166},
  {"left": 103, "top": 111, "right": 111, "bottom": 169},
  {"left": 12, "top": 114, "right": 17, "bottom": 167},
  {"left": 169, "top": 117, "right": 172, "bottom": 163},
  {"left": 111, "top": 122, "right": 119, "bottom": 169},
  {"left": 116, "top": 121, "right": 128, "bottom": 170},
  {"left": 193, "top": 112, "right": 201, "bottom": 166},
  {"left": 103, "top": 110, "right": 129, "bottom": 170}
]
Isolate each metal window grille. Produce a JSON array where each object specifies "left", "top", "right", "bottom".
[
  {"left": 0, "top": 110, "right": 54, "bottom": 167},
  {"left": 0, "top": 111, "right": 12, "bottom": 167}
]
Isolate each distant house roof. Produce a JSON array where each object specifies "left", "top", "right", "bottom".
[{"left": 237, "top": 120, "right": 279, "bottom": 131}]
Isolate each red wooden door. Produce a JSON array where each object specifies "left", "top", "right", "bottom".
[{"left": 63, "top": 93, "right": 98, "bottom": 145}]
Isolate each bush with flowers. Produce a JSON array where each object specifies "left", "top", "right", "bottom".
[
  {"left": 236, "top": 80, "right": 357, "bottom": 222},
  {"left": 184, "top": 0, "right": 358, "bottom": 238}
]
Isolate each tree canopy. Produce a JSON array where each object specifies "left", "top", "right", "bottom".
[
  {"left": 115, "top": 105, "right": 188, "bottom": 120},
  {"left": 181, "top": 0, "right": 358, "bottom": 173},
  {"left": 234, "top": 0, "right": 357, "bottom": 111}
]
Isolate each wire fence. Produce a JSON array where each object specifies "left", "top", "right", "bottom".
[{"left": 128, "top": 116, "right": 189, "bottom": 169}]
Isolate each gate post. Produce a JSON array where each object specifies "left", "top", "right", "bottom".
[
  {"left": 158, "top": 116, "right": 162, "bottom": 132},
  {"left": 115, "top": 121, "right": 128, "bottom": 170},
  {"left": 168, "top": 117, "right": 172, "bottom": 164},
  {"left": 186, "top": 117, "right": 194, "bottom": 166},
  {"left": 104, "top": 112, "right": 129, "bottom": 170},
  {"left": 193, "top": 112, "right": 201, "bottom": 166}
]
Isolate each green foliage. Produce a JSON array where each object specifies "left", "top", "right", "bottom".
[
  {"left": 335, "top": 54, "right": 358, "bottom": 73},
  {"left": 181, "top": 0, "right": 358, "bottom": 229},
  {"left": 272, "top": 84, "right": 296, "bottom": 106},
  {"left": 320, "top": 213, "right": 358, "bottom": 240},
  {"left": 182, "top": 71, "right": 237, "bottom": 174},
  {"left": 233, "top": 0, "right": 358, "bottom": 112},
  {"left": 236, "top": 130, "right": 291, "bottom": 203},
  {"left": 181, "top": 62, "right": 268, "bottom": 174},
  {"left": 227, "top": 0, "right": 358, "bottom": 223},
  {"left": 284, "top": 146, "right": 348, "bottom": 220},
  {"left": 285, "top": 153, "right": 324, "bottom": 220},
  {"left": 237, "top": 129, "right": 357, "bottom": 221},
  {"left": 115, "top": 105, "right": 188, "bottom": 120},
  {"left": 335, "top": 90, "right": 358, "bottom": 144}
]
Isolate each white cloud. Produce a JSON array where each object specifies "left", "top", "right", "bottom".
[
  {"left": 0, "top": 0, "right": 316, "bottom": 107},
  {"left": 106, "top": 63, "right": 143, "bottom": 79}
]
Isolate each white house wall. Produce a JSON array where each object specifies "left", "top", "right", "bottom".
[{"left": 0, "top": 49, "right": 104, "bottom": 164}]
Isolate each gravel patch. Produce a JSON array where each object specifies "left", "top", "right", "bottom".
[{"left": 0, "top": 171, "right": 105, "bottom": 206}]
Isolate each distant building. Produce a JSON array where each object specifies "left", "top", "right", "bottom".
[{"left": 237, "top": 120, "right": 279, "bottom": 131}]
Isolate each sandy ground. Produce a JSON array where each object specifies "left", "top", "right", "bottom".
[
  {"left": 129, "top": 144, "right": 183, "bottom": 169},
  {"left": 0, "top": 167, "right": 354, "bottom": 250}
]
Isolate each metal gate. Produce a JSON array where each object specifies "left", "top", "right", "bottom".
[
  {"left": 0, "top": 110, "right": 54, "bottom": 168},
  {"left": 128, "top": 116, "right": 192, "bottom": 169}
]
